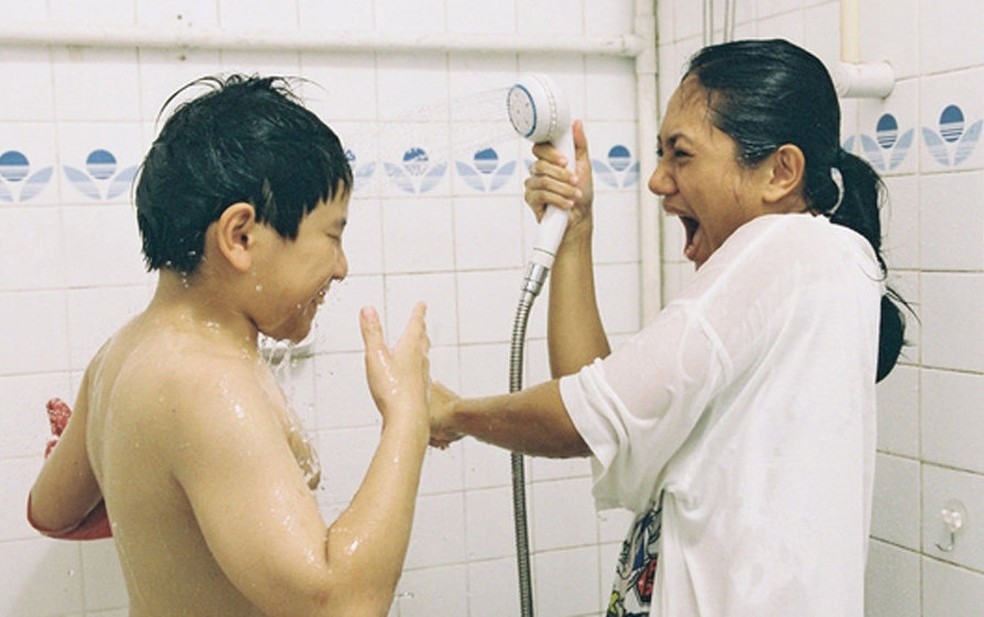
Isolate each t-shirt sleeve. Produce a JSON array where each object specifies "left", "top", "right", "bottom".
[{"left": 560, "top": 303, "right": 728, "bottom": 512}]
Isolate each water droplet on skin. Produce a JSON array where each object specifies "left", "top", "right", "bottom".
[
  {"left": 345, "top": 538, "right": 361, "bottom": 555},
  {"left": 255, "top": 284, "right": 264, "bottom": 292}
]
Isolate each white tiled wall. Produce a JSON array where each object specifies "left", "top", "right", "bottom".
[
  {"left": 656, "top": 1, "right": 984, "bottom": 615},
  {"left": 0, "top": 1, "right": 641, "bottom": 616},
  {"left": 3, "top": 0, "right": 982, "bottom": 615}
]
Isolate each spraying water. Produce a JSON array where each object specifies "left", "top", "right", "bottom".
[{"left": 331, "top": 86, "right": 518, "bottom": 197}]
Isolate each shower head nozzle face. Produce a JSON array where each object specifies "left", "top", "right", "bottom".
[
  {"left": 506, "top": 73, "right": 570, "bottom": 144},
  {"left": 507, "top": 84, "right": 538, "bottom": 139}
]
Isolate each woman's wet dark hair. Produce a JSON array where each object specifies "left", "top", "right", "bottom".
[
  {"left": 685, "top": 39, "right": 908, "bottom": 382},
  {"left": 135, "top": 74, "right": 353, "bottom": 275}
]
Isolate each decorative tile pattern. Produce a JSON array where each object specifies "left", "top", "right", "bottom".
[
  {"left": 384, "top": 146, "right": 448, "bottom": 194},
  {"left": 0, "top": 150, "right": 53, "bottom": 203},
  {"left": 592, "top": 144, "right": 641, "bottom": 189},
  {"left": 455, "top": 147, "right": 517, "bottom": 193},
  {"left": 62, "top": 149, "right": 139, "bottom": 201},
  {"left": 922, "top": 104, "right": 982, "bottom": 168},
  {"left": 847, "top": 113, "right": 916, "bottom": 172}
]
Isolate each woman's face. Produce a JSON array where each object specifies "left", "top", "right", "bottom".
[{"left": 648, "top": 76, "right": 772, "bottom": 269}]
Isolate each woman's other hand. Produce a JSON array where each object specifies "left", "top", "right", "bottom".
[{"left": 427, "top": 381, "right": 464, "bottom": 449}]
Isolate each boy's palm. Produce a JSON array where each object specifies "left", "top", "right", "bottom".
[{"left": 360, "top": 303, "right": 431, "bottom": 423}]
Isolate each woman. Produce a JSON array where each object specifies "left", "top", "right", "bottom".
[{"left": 429, "top": 39, "right": 906, "bottom": 616}]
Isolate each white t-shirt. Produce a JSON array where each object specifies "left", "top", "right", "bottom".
[{"left": 560, "top": 213, "right": 881, "bottom": 617}]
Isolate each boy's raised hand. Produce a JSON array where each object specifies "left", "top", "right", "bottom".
[{"left": 360, "top": 303, "right": 431, "bottom": 431}]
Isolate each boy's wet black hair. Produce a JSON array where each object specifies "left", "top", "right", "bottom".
[{"left": 135, "top": 74, "right": 353, "bottom": 275}]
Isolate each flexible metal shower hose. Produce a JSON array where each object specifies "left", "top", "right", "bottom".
[{"left": 509, "top": 290, "right": 537, "bottom": 617}]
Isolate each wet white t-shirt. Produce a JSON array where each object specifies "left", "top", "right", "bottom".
[{"left": 560, "top": 213, "right": 881, "bottom": 617}]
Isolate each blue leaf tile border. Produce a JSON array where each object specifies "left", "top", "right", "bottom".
[
  {"left": 844, "top": 104, "right": 982, "bottom": 171},
  {"left": 15, "top": 105, "right": 982, "bottom": 206},
  {"left": 0, "top": 136, "right": 642, "bottom": 204}
]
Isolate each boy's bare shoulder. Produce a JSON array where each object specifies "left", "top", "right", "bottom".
[
  {"left": 105, "top": 323, "right": 283, "bottom": 443},
  {"left": 153, "top": 344, "right": 279, "bottom": 422}
]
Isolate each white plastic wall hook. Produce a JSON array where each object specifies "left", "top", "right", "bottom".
[
  {"left": 832, "top": 61, "right": 895, "bottom": 99},
  {"left": 934, "top": 499, "right": 967, "bottom": 552}
]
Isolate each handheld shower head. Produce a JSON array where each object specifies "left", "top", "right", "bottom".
[
  {"left": 507, "top": 74, "right": 575, "bottom": 296},
  {"left": 507, "top": 73, "right": 571, "bottom": 145}
]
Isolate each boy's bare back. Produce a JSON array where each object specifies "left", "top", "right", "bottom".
[{"left": 85, "top": 304, "right": 319, "bottom": 615}]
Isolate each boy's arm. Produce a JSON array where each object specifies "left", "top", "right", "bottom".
[
  {"left": 28, "top": 374, "right": 107, "bottom": 538},
  {"left": 325, "top": 305, "right": 430, "bottom": 601},
  {"left": 171, "top": 305, "right": 429, "bottom": 617}
]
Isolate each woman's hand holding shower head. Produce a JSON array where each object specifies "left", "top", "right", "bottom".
[{"left": 524, "top": 120, "right": 595, "bottom": 241}]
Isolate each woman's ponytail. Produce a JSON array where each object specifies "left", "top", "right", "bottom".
[
  {"left": 828, "top": 151, "right": 884, "bottom": 268},
  {"left": 829, "top": 150, "right": 908, "bottom": 382},
  {"left": 877, "top": 294, "right": 906, "bottom": 382}
]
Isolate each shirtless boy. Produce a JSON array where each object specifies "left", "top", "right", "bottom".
[{"left": 28, "top": 75, "right": 432, "bottom": 617}]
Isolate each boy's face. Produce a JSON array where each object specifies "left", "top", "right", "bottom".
[{"left": 249, "top": 192, "right": 349, "bottom": 343}]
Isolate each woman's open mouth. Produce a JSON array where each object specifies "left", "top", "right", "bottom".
[{"left": 681, "top": 216, "right": 702, "bottom": 262}]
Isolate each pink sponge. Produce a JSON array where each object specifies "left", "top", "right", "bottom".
[{"left": 28, "top": 397, "right": 112, "bottom": 540}]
